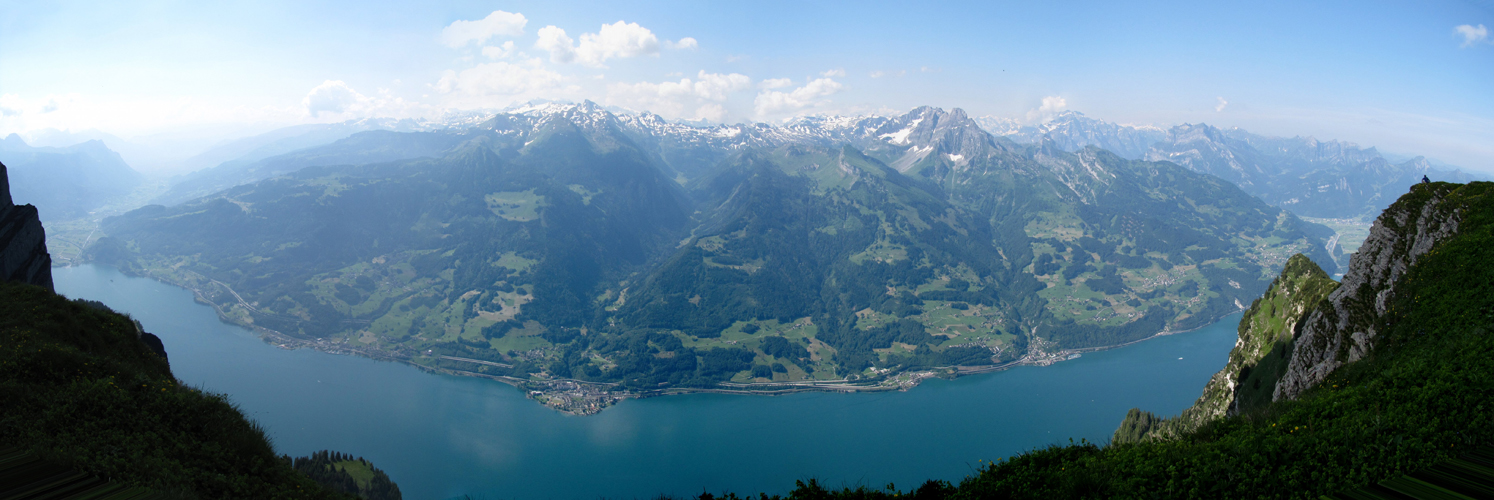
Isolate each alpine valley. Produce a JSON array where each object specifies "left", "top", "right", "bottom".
[{"left": 85, "top": 102, "right": 1354, "bottom": 413}]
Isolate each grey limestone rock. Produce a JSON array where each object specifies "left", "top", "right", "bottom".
[{"left": 1273, "top": 183, "right": 1461, "bottom": 401}]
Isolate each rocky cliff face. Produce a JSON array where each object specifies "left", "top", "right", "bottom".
[
  {"left": 0, "top": 162, "right": 54, "bottom": 291},
  {"left": 1116, "top": 254, "right": 1338, "bottom": 443},
  {"left": 1273, "top": 182, "right": 1464, "bottom": 401},
  {"left": 1117, "top": 182, "right": 1476, "bottom": 443}
]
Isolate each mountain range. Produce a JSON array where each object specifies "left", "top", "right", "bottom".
[
  {"left": 145, "top": 106, "right": 1484, "bottom": 224},
  {"left": 976, "top": 111, "right": 1484, "bottom": 219},
  {"left": 87, "top": 102, "right": 1337, "bottom": 389},
  {"left": 0, "top": 134, "right": 143, "bottom": 221},
  {"left": 976, "top": 111, "right": 1168, "bottom": 160}
]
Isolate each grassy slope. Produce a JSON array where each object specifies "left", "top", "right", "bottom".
[
  {"left": 0, "top": 281, "right": 351, "bottom": 499},
  {"left": 726, "top": 182, "right": 1493, "bottom": 499}
]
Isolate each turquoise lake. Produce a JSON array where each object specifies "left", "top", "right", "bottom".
[{"left": 54, "top": 264, "right": 1241, "bottom": 500}]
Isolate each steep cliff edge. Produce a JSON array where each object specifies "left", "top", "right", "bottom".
[
  {"left": 0, "top": 162, "right": 54, "bottom": 291},
  {"left": 1228, "top": 255, "right": 1338, "bottom": 415},
  {"left": 1274, "top": 181, "right": 1465, "bottom": 401},
  {"left": 1115, "top": 254, "right": 1338, "bottom": 443},
  {"left": 0, "top": 280, "right": 382, "bottom": 498}
]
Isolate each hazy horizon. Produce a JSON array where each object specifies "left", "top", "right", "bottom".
[{"left": 3, "top": 1, "right": 1492, "bottom": 173}]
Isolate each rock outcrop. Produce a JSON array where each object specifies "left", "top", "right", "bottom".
[
  {"left": 1274, "top": 182, "right": 1463, "bottom": 401},
  {"left": 1116, "top": 254, "right": 1338, "bottom": 443},
  {"left": 1116, "top": 182, "right": 1483, "bottom": 444},
  {"left": 0, "top": 162, "right": 54, "bottom": 291}
]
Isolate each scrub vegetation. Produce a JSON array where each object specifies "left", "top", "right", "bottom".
[{"left": 0, "top": 280, "right": 393, "bottom": 498}]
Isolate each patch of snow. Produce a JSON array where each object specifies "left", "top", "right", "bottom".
[
  {"left": 946, "top": 153, "right": 965, "bottom": 162},
  {"left": 881, "top": 127, "right": 914, "bottom": 145}
]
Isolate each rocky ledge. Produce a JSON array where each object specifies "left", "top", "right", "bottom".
[{"left": 0, "top": 162, "right": 53, "bottom": 291}]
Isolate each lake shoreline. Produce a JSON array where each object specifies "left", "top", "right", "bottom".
[
  {"left": 53, "top": 263, "right": 1246, "bottom": 499},
  {"left": 70, "top": 263, "right": 1244, "bottom": 416}
]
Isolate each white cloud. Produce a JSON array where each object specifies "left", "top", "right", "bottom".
[
  {"left": 695, "top": 103, "right": 726, "bottom": 122},
  {"left": 665, "top": 37, "right": 698, "bottom": 50},
  {"left": 758, "top": 78, "right": 792, "bottom": 89},
  {"left": 753, "top": 78, "right": 843, "bottom": 117},
  {"left": 440, "top": 11, "right": 527, "bottom": 48},
  {"left": 1025, "top": 95, "right": 1067, "bottom": 122},
  {"left": 1455, "top": 24, "right": 1489, "bottom": 47},
  {"left": 1215, "top": 97, "right": 1229, "bottom": 112},
  {"left": 303, "top": 80, "right": 369, "bottom": 117},
  {"left": 0, "top": 92, "right": 301, "bottom": 140},
  {"left": 607, "top": 70, "right": 751, "bottom": 121},
  {"left": 0, "top": 90, "right": 439, "bottom": 149},
  {"left": 0, "top": 94, "right": 30, "bottom": 118},
  {"left": 482, "top": 41, "right": 516, "bottom": 59},
  {"left": 535, "top": 26, "right": 577, "bottom": 63},
  {"left": 536, "top": 21, "right": 661, "bottom": 66},
  {"left": 435, "top": 59, "right": 566, "bottom": 96},
  {"left": 821, "top": 68, "right": 845, "bottom": 78},
  {"left": 301, "top": 80, "right": 427, "bottom": 120},
  {"left": 869, "top": 70, "right": 906, "bottom": 78}
]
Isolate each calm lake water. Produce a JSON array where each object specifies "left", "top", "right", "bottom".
[{"left": 54, "top": 264, "right": 1240, "bottom": 500}]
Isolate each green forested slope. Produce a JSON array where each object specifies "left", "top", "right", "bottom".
[
  {"left": 0, "top": 281, "right": 359, "bottom": 498},
  {"left": 87, "top": 105, "right": 1337, "bottom": 388}
]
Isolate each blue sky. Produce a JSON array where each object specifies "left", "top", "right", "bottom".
[{"left": 2, "top": 0, "right": 1491, "bottom": 170}]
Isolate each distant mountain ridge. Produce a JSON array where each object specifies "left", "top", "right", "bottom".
[
  {"left": 153, "top": 111, "right": 510, "bottom": 206},
  {"left": 1144, "top": 124, "right": 1483, "bottom": 219},
  {"left": 91, "top": 101, "right": 1337, "bottom": 398},
  {"left": 976, "top": 110, "right": 1167, "bottom": 160},
  {"left": 0, "top": 134, "right": 142, "bottom": 220},
  {"left": 157, "top": 102, "right": 1478, "bottom": 225},
  {"left": 968, "top": 111, "right": 1485, "bottom": 219}
]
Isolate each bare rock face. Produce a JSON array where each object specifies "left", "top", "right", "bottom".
[
  {"left": 1273, "top": 183, "right": 1462, "bottom": 401},
  {"left": 0, "top": 162, "right": 54, "bottom": 291},
  {"left": 1120, "top": 254, "right": 1337, "bottom": 443}
]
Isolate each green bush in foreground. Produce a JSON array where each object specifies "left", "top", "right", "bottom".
[{"left": 0, "top": 280, "right": 352, "bottom": 498}]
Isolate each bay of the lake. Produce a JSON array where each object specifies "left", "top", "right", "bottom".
[{"left": 54, "top": 264, "right": 1240, "bottom": 500}]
